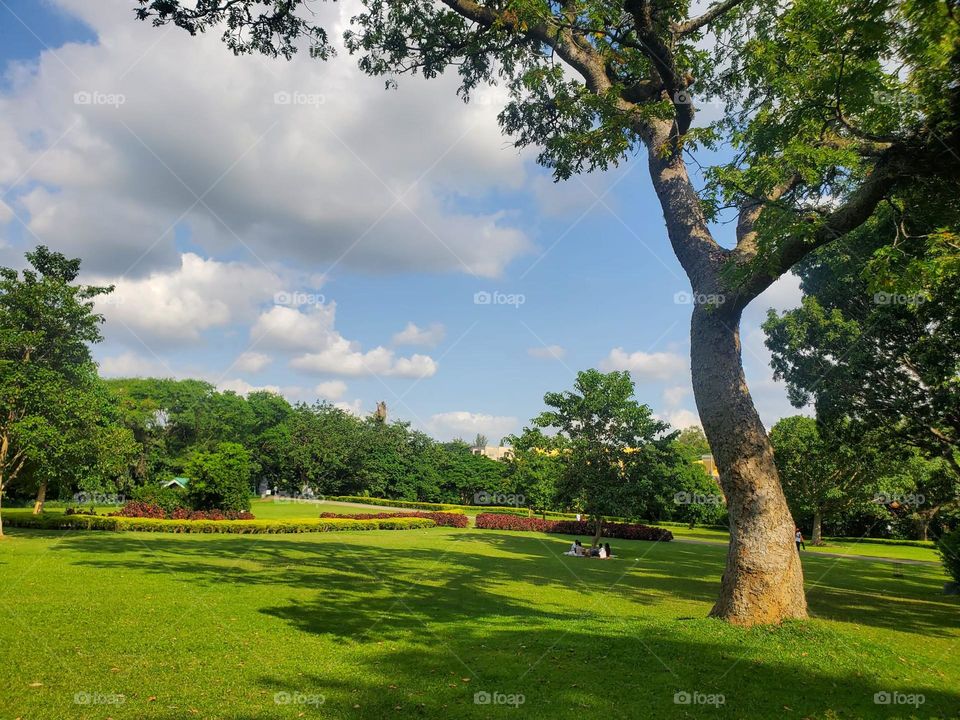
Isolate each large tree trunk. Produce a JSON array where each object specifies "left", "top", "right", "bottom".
[
  {"left": 811, "top": 512, "right": 823, "bottom": 545},
  {"left": 0, "top": 478, "right": 4, "bottom": 538},
  {"left": 32, "top": 480, "right": 47, "bottom": 515},
  {"left": 690, "top": 305, "right": 808, "bottom": 626}
]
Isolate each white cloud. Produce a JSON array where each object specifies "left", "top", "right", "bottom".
[
  {"left": 218, "top": 378, "right": 282, "bottom": 396},
  {"left": 233, "top": 351, "right": 272, "bottom": 373},
  {"left": 664, "top": 409, "right": 701, "bottom": 430},
  {"left": 600, "top": 348, "right": 687, "bottom": 381},
  {"left": 0, "top": 0, "right": 532, "bottom": 278},
  {"left": 315, "top": 380, "right": 348, "bottom": 401},
  {"left": 252, "top": 302, "right": 438, "bottom": 378},
  {"left": 528, "top": 344, "right": 566, "bottom": 360},
  {"left": 662, "top": 385, "right": 690, "bottom": 407},
  {"left": 93, "top": 253, "right": 284, "bottom": 345},
  {"left": 427, "top": 411, "right": 518, "bottom": 442},
  {"left": 334, "top": 399, "right": 365, "bottom": 416},
  {"left": 98, "top": 351, "right": 173, "bottom": 378},
  {"left": 393, "top": 321, "right": 445, "bottom": 347}
]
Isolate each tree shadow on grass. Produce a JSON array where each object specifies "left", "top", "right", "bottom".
[{"left": 41, "top": 528, "right": 960, "bottom": 640}]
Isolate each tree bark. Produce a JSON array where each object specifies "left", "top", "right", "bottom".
[
  {"left": 592, "top": 516, "right": 603, "bottom": 547},
  {"left": 811, "top": 512, "right": 823, "bottom": 545},
  {"left": 691, "top": 305, "right": 808, "bottom": 625},
  {"left": 32, "top": 481, "right": 47, "bottom": 515},
  {"left": 0, "top": 477, "right": 4, "bottom": 538}
]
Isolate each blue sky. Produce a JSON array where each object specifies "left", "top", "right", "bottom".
[{"left": 0, "top": 0, "right": 804, "bottom": 441}]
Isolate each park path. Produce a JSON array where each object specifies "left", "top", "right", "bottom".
[{"left": 672, "top": 536, "right": 938, "bottom": 566}]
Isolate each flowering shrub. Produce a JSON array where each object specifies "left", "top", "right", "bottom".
[
  {"left": 319, "top": 511, "right": 468, "bottom": 528},
  {"left": 475, "top": 513, "right": 673, "bottom": 542},
  {"left": 115, "top": 501, "right": 254, "bottom": 521},
  {"left": 64, "top": 507, "right": 98, "bottom": 516}
]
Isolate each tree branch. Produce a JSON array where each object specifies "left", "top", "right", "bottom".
[{"left": 672, "top": 0, "right": 748, "bottom": 36}]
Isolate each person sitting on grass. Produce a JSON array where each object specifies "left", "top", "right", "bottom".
[
  {"left": 598, "top": 544, "right": 607, "bottom": 559},
  {"left": 604, "top": 542, "right": 612, "bottom": 558},
  {"left": 564, "top": 540, "right": 579, "bottom": 556}
]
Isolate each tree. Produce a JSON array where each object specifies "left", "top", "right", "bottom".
[
  {"left": 134, "top": 0, "right": 960, "bottom": 624},
  {"left": 769, "top": 416, "right": 889, "bottom": 544},
  {"left": 503, "top": 428, "right": 566, "bottom": 516},
  {"left": 185, "top": 442, "right": 254, "bottom": 511},
  {"left": 764, "top": 215, "right": 960, "bottom": 490},
  {"left": 675, "top": 426, "right": 711, "bottom": 457},
  {"left": 531, "top": 369, "right": 677, "bottom": 545},
  {"left": 0, "top": 247, "right": 113, "bottom": 535},
  {"left": 473, "top": 433, "right": 488, "bottom": 450}
]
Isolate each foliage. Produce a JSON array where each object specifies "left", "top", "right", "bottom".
[
  {"left": 530, "top": 369, "right": 681, "bottom": 528},
  {"left": 130, "top": 483, "right": 188, "bottom": 514},
  {"left": 185, "top": 442, "right": 254, "bottom": 512},
  {"left": 2, "top": 508, "right": 435, "bottom": 534},
  {"left": 936, "top": 528, "right": 960, "bottom": 584}
]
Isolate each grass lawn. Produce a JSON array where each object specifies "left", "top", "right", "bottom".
[{"left": 0, "top": 525, "right": 957, "bottom": 719}]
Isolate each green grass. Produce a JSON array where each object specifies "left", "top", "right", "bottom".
[
  {"left": 0, "top": 525, "right": 957, "bottom": 719},
  {"left": 251, "top": 499, "right": 408, "bottom": 520}
]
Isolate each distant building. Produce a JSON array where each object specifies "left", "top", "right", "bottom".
[
  {"left": 695, "top": 455, "right": 720, "bottom": 480},
  {"left": 471, "top": 445, "right": 514, "bottom": 461},
  {"left": 161, "top": 477, "right": 189, "bottom": 489}
]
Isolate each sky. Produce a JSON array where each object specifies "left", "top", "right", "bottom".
[{"left": 0, "top": 0, "right": 808, "bottom": 442}]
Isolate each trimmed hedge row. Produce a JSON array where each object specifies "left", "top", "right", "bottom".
[
  {"left": 1, "top": 509, "right": 435, "bottom": 534},
  {"left": 475, "top": 513, "right": 674, "bottom": 542},
  {"left": 822, "top": 536, "right": 936, "bottom": 548},
  {"left": 327, "top": 496, "right": 527, "bottom": 516},
  {"left": 319, "top": 511, "right": 469, "bottom": 528}
]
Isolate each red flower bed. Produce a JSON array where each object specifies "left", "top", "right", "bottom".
[
  {"left": 114, "top": 501, "right": 254, "bottom": 521},
  {"left": 475, "top": 513, "right": 673, "bottom": 542},
  {"left": 319, "top": 511, "right": 468, "bottom": 528}
]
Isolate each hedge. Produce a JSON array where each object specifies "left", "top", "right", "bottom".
[
  {"left": 327, "top": 496, "right": 526, "bottom": 516},
  {"left": 1, "top": 509, "right": 435, "bottom": 534},
  {"left": 319, "top": 511, "right": 469, "bottom": 528},
  {"left": 475, "top": 513, "right": 674, "bottom": 542}
]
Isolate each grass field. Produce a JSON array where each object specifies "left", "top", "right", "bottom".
[{"left": 0, "top": 523, "right": 957, "bottom": 719}]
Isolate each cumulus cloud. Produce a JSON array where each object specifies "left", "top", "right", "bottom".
[
  {"left": 527, "top": 344, "right": 566, "bottom": 360},
  {"left": 98, "top": 351, "right": 174, "bottom": 378},
  {"left": 233, "top": 351, "right": 272, "bottom": 373},
  {"left": 315, "top": 380, "right": 348, "bottom": 401},
  {"left": 599, "top": 348, "right": 687, "bottom": 381},
  {"left": 251, "top": 301, "right": 437, "bottom": 378},
  {"left": 0, "top": 0, "right": 532, "bottom": 279},
  {"left": 664, "top": 408, "right": 701, "bottom": 430},
  {"left": 217, "top": 378, "right": 282, "bottom": 396},
  {"left": 393, "top": 321, "right": 445, "bottom": 347},
  {"left": 427, "top": 411, "right": 518, "bottom": 442},
  {"left": 93, "top": 253, "right": 285, "bottom": 345}
]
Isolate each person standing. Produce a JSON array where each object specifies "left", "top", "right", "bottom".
[{"left": 795, "top": 528, "right": 806, "bottom": 552}]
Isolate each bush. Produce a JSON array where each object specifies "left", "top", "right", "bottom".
[
  {"left": 185, "top": 442, "right": 253, "bottom": 512},
  {"left": 115, "top": 501, "right": 255, "bottom": 521},
  {"left": 936, "top": 529, "right": 960, "bottom": 584},
  {"left": 475, "top": 513, "right": 673, "bottom": 542},
  {"left": 319, "top": 511, "right": 468, "bottom": 528},
  {"left": 2, "top": 509, "right": 435, "bottom": 534},
  {"left": 131, "top": 483, "right": 187, "bottom": 514}
]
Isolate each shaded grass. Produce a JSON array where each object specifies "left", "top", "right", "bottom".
[{"left": 0, "top": 525, "right": 957, "bottom": 719}]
